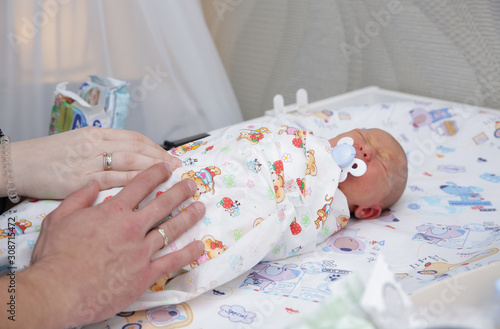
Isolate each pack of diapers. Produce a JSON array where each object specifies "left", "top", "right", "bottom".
[{"left": 49, "top": 75, "right": 130, "bottom": 134}]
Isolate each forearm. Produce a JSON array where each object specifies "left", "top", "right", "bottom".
[
  {"left": 0, "top": 269, "right": 68, "bottom": 329},
  {"left": 0, "top": 271, "right": 18, "bottom": 327}
]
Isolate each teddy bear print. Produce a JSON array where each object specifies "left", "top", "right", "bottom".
[
  {"left": 305, "top": 150, "right": 317, "bottom": 176},
  {"left": 236, "top": 127, "right": 271, "bottom": 145},
  {"left": 190, "top": 235, "right": 228, "bottom": 268},
  {"left": 149, "top": 274, "right": 170, "bottom": 292},
  {"left": 181, "top": 166, "right": 221, "bottom": 200},
  {"left": 0, "top": 219, "right": 32, "bottom": 239}
]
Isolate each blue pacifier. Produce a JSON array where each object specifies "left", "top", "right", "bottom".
[
  {"left": 331, "top": 143, "right": 356, "bottom": 167},
  {"left": 331, "top": 137, "right": 367, "bottom": 182}
]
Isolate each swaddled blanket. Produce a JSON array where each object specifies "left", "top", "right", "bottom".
[{"left": 0, "top": 122, "right": 350, "bottom": 310}]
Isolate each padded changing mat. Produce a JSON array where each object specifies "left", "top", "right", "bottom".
[{"left": 81, "top": 100, "right": 500, "bottom": 328}]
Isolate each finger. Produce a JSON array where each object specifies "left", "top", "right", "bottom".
[
  {"left": 78, "top": 126, "right": 171, "bottom": 158},
  {"left": 145, "top": 201, "right": 205, "bottom": 252},
  {"left": 139, "top": 179, "right": 198, "bottom": 230},
  {"left": 100, "top": 140, "right": 178, "bottom": 163},
  {"left": 100, "top": 128, "right": 165, "bottom": 150},
  {"left": 100, "top": 152, "right": 172, "bottom": 172},
  {"left": 88, "top": 170, "right": 140, "bottom": 191},
  {"left": 150, "top": 241, "right": 204, "bottom": 277},
  {"left": 93, "top": 147, "right": 181, "bottom": 174},
  {"left": 49, "top": 180, "right": 99, "bottom": 219},
  {"left": 114, "top": 162, "right": 172, "bottom": 209}
]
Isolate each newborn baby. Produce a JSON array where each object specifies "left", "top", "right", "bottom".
[{"left": 130, "top": 122, "right": 407, "bottom": 309}]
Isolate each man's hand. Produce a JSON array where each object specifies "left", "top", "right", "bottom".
[{"left": 19, "top": 162, "right": 204, "bottom": 328}]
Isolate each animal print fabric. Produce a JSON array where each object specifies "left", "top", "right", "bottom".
[{"left": 124, "top": 121, "right": 350, "bottom": 309}]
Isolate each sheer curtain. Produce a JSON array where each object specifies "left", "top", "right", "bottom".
[{"left": 0, "top": 0, "right": 242, "bottom": 144}]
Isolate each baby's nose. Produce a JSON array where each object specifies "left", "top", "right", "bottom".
[{"left": 357, "top": 144, "right": 374, "bottom": 162}]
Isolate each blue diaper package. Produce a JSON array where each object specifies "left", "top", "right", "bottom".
[{"left": 49, "top": 75, "right": 130, "bottom": 134}]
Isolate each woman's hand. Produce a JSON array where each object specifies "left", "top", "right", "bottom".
[
  {"left": 19, "top": 162, "right": 205, "bottom": 328},
  {"left": 10, "top": 126, "right": 179, "bottom": 199}
]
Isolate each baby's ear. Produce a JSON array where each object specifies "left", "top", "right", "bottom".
[{"left": 354, "top": 205, "right": 382, "bottom": 219}]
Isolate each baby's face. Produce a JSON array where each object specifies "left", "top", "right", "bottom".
[{"left": 329, "top": 128, "right": 407, "bottom": 214}]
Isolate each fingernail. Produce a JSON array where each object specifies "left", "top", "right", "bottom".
[
  {"left": 186, "top": 179, "right": 197, "bottom": 194},
  {"left": 163, "top": 162, "right": 172, "bottom": 172},
  {"left": 171, "top": 157, "right": 182, "bottom": 168},
  {"left": 193, "top": 202, "right": 205, "bottom": 215},
  {"left": 195, "top": 240, "right": 204, "bottom": 254}
]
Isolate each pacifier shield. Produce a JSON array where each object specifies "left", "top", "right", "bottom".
[
  {"left": 331, "top": 143, "right": 356, "bottom": 167},
  {"left": 331, "top": 136, "right": 367, "bottom": 182}
]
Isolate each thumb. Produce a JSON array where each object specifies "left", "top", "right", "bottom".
[{"left": 50, "top": 180, "right": 100, "bottom": 219}]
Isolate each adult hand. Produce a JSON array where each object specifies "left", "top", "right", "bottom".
[
  {"left": 9, "top": 126, "right": 179, "bottom": 199},
  {"left": 17, "top": 162, "right": 205, "bottom": 328}
]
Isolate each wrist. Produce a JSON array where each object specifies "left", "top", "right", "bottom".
[
  {"left": 23, "top": 260, "right": 106, "bottom": 328},
  {"left": 16, "top": 265, "right": 79, "bottom": 329},
  {"left": 8, "top": 142, "right": 27, "bottom": 199},
  {"left": 15, "top": 268, "right": 64, "bottom": 328},
  {"left": 0, "top": 131, "right": 21, "bottom": 203}
]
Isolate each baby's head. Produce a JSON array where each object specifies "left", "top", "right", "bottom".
[{"left": 329, "top": 128, "right": 408, "bottom": 219}]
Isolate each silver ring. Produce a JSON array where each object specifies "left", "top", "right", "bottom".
[
  {"left": 154, "top": 227, "right": 168, "bottom": 249},
  {"left": 103, "top": 153, "right": 112, "bottom": 171}
]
